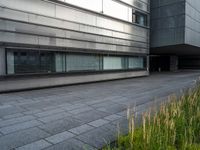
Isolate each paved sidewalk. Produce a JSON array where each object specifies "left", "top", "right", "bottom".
[{"left": 0, "top": 71, "right": 199, "bottom": 150}]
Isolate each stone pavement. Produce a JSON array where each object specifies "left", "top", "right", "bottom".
[{"left": 0, "top": 71, "right": 199, "bottom": 150}]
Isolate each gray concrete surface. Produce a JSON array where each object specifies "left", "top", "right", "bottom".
[
  {"left": 0, "top": 71, "right": 199, "bottom": 150},
  {"left": 0, "top": 48, "right": 5, "bottom": 76},
  {"left": 0, "top": 71, "right": 148, "bottom": 93}
]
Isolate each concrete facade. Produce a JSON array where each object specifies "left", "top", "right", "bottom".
[
  {"left": 0, "top": 0, "right": 149, "bottom": 53},
  {"left": 0, "top": 71, "right": 148, "bottom": 93},
  {"left": 150, "top": 0, "right": 200, "bottom": 70},
  {"left": 151, "top": 0, "right": 200, "bottom": 51},
  {"left": 2, "top": 0, "right": 200, "bottom": 91},
  {"left": 185, "top": 0, "right": 200, "bottom": 47},
  {"left": 151, "top": 0, "right": 185, "bottom": 48},
  {"left": 0, "top": 48, "right": 5, "bottom": 76},
  {"left": 170, "top": 56, "right": 178, "bottom": 72},
  {"left": 0, "top": 0, "right": 150, "bottom": 92}
]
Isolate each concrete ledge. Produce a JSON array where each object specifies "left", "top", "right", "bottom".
[{"left": 0, "top": 71, "right": 149, "bottom": 93}]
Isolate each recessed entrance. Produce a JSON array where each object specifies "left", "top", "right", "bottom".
[{"left": 150, "top": 55, "right": 170, "bottom": 72}]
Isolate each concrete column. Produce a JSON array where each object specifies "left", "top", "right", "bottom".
[
  {"left": 147, "top": 55, "right": 150, "bottom": 72},
  {"left": 0, "top": 48, "right": 6, "bottom": 76},
  {"left": 170, "top": 56, "right": 178, "bottom": 72}
]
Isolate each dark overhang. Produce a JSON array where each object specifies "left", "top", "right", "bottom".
[{"left": 151, "top": 44, "right": 200, "bottom": 56}]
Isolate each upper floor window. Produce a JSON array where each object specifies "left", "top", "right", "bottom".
[{"left": 133, "top": 11, "right": 148, "bottom": 26}]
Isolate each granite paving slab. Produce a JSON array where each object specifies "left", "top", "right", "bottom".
[{"left": 0, "top": 71, "right": 199, "bottom": 149}]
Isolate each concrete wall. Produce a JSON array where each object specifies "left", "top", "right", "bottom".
[
  {"left": 170, "top": 56, "right": 178, "bottom": 71},
  {"left": 185, "top": 0, "right": 200, "bottom": 47},
  {"left": 0, "top": 48, "right": 5, "bottom": 75},
  {"left": 151, "top": 0, "right": 200, "bottom": 49},
  {"left": 0, "top": 0, "right": 150, "bottom": 92},
  {"left": 0, "top": 71, "right": 149, "bottom": 93},
  {"left": 150, "top": 0, "right": 185, "bottom": 48},
  {"left": 0, "top": 0, "right": 149, "bottom": 55}
]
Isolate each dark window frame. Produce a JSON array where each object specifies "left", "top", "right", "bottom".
[
  {"left": 5, "top": 48, "right": 148, "bottom": 76},
  {"left": 132, "top": 11, "right": 148, "bottom": 26}
]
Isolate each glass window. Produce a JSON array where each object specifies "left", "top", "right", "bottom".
[
  {"left": 55, "top": 53, "right": 66, "bottom": 72},
  {"left": 6, "top": 49, "right": 146, "bottom": 75},
  {"left": 66, "top": 54, "right": 100, "bottom": 72},
  {"left": 27, "top": 51, "right": 39, "bottom": 73},
  {"left": 7, "top": 49, "right": 54, "bottom": 74},
  {"left": 128, "top": 57, "right": 144, "bottom": 69},
  {"left": 133, "top": 11, "right": 148, "bottom": 26},
  {"left": 40, "top": 52, "right": 54, "bottom": 73},
  {"left": 7, "top": 51, "right": 15, "bottom": 74},
  {"left": 103, "top": 56, "right": 124, "bottom": 70}
]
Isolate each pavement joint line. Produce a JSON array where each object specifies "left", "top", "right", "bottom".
[
  {"left": 16, "top": 136, "right": 53, "bottom": 148},
  {"left": 33, "top": 109, "right": 65, "bottom": 118},
  {"left": 0, "top": 72, "right": 199, "bottom": 149},
  {"left": 35, "top": 118, "right": 46, "bottom": 125},
  {"left": 74, "top": 136, "right": 97, "bottom": 149},
  {"left": 68, "top": 124, "right": 95, "bottom": 135},
  {"left": 37, "top": 126, "right": 53, "bottom": 136}
]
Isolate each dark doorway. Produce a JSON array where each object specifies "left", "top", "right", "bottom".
[
  {"left": 150, "top": 55, "right": 170, "bottom": 72},
  {"left": 179, "top": 56, "right": 200, "bottom": 69}
]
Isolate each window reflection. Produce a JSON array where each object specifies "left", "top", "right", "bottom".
[
  {"left": 128, "top": 57, "right": 144, "bottom": 69},
  {"left": 6, "top": 49, "right": 147, "bottom": 75},
  {"left": 133, "top": 11, "right": 148, "bottom": 26},
  {"left": 10, "top": 51, "right": 54, "bottom": 74},
  {"left": 66, "top": 54, "right": 101, "bottom": 71},
  {"left": 103, "top": 56, "right": 124, "bottom": 70}
]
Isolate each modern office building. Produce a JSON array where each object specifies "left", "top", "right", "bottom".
[
  {"left": 150, "top": 0, "right": 200, "bottom": 71},
  {"left": 0, "top": 0, "right": 150, "bottom": 92}
]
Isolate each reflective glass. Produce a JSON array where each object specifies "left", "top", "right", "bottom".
[
  {"left": 6, "top": 49, "right": 146, "bottom": 75},
  {"left": 55, "top": 53, "right": 66, "bottom": 72},
  {"left": 7, "top": 51, "right": 15, "bottom": 74},
  {"left": 66, "top": 54, "right": 100, "bottom": 71},
  {"left": 39, "top": 52, "right": 54, "bottom": 73},
  {"left": 7, "top": 50, "right": 54, "bottom": 74},
  {"left": 103, "top": 56, "right": 123, "bottom": 70},
  {"left": 133, "top": 11, "right": 148, "bottom": 26},
  {"left": 128, "top": 57, "right": 144, "bottom": 69}
]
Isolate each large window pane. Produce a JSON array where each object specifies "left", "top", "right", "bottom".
[
  {"left": 6, "top": 49, "right": 146, "bottom": 75},
  {"left": 13, "top": 51, "right": 40, "bottom": 74},
  {"left": 66, "top": 54, "right": 100, "bottom": 71},
  {"left": 7, "top": 51, "right": 15, "bottom": 74},
  {"left": 55, "top": 53, "right": 66, "bottom": 72},
  {"left": 40, "top": 52, "right": 54, "bottom": 73},
  {"left": 103, "top": 56, "right": 124, "bottom": 70},
  {"left": 6, "top": 49, "right": 54, "bottom": 74},
  {"left": 128, "top": 57, "right": 144, "bottom": 69}
]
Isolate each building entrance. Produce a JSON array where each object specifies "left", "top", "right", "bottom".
[{"left": 150, "top": 55, "right": 170, "bottom": 72}]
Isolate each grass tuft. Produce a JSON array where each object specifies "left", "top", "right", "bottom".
[{"left": 103, "top": 84, "right": 200, "bottom": 150}]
